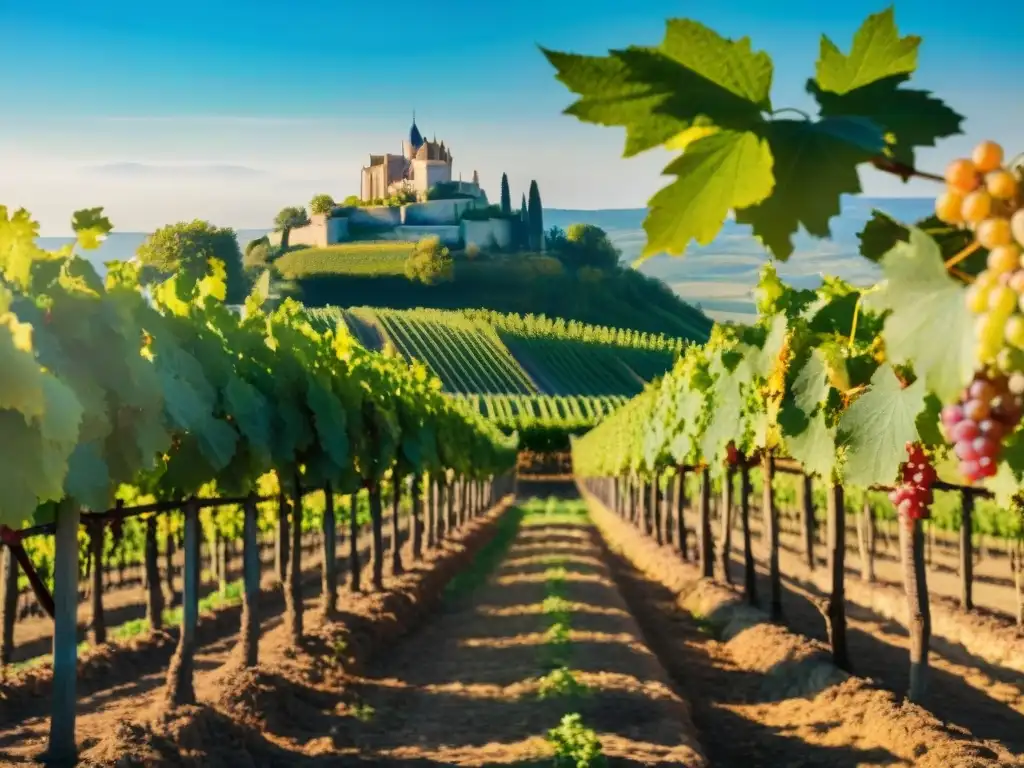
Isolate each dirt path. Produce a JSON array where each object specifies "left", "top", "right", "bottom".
[
  {"left": 335, "top": 500, "right": 706, "bottom": 766},
  {"left": 584, "top": 491, "right": 1022, "bottom": 768},
  {"left": 0, "top": 518, "right": 412, "bottom": 762},
  {"left": 720, "top": 536, "right": 1024, "bottom": 755}
]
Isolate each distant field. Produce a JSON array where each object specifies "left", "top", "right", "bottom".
[
  {"left": 306, "top": 306, "right": 682, "bottom": 397},
  {"left": 273, "top": 241, "right": 414, "bottom": 278}
]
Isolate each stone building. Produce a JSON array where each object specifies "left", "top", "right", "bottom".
[{"left": 360, "top": 116, "right": 478, "bottom": 200}]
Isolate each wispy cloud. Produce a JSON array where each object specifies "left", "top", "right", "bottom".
[{"left": 81, "top": 162, "right": 270, "bottom": 178}]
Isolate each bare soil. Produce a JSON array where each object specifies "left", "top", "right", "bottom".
[
  {"left": 585, "top": 489, "right": 1024, "bottom": 767},
  {"left": 0, "top": 507, "right": 498, "bottom": 766}
]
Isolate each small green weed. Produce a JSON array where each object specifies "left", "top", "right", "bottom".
[
  {"left": 547, "top": 713, "right": 605, "bottom": 767},
  {"left": 537, "top": 667, "right": 591, "bottom": 700}
]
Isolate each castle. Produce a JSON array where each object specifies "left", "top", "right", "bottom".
[{"left": 360, "top": 115, "right": 481, "bottom": 201}]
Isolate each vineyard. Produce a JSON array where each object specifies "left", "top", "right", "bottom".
[
  {"left": 1, "top": 5, "right": 1024, "bottom": 767},
  {"left": 307, "top": 306, "right": 684, "bottom": 396}
]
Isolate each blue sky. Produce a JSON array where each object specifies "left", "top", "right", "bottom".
[{"left": 2, "top": 0, "right": 1021, "bottom": 234}]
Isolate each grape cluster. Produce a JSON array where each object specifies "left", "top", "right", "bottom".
[
  {"left": 725, "top": 440, "right": 739, "bottom": 466},
  {"left": 888, "top": 442, "right": 936, "bottom": 521},
  {"left": 935, "top": 141, "right": 1024, "bottom": 371},
  {"left": 941, "top": 372, "right": 1024, "bottom": 483}
]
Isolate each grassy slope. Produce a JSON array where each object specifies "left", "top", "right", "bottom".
[
  {"left": 306, "top": 306, "right": 680, "bottom": 399},
  {"left": 284, "top": 251, "right": 714, "bottom": 341},
  {"left": 274, "top": 241, "right": 414, "bottom": 278}
]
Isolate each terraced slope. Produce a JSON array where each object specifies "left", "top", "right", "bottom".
[{"left": 306, "top": 306, "right": 682, "bottom": 398}]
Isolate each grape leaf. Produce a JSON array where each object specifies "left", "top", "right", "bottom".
[
  {"left": 71, "top": 207, "right": 113, "bottom": 250},
  {"left": 541, "top": 19, "right": 770, "bottom": 158},
  {"left": 814, "top": 7, "right": 919, "bottom": 95},
  {"left": 700, "top": 353, "right": 752, "bottom": 463},
  {"left": 66, "top": 440, "right": 111, "bottom": 511},
  {"left": 540, "top": 49, "right": 692, "bottom": 157},
  {"left": 784, "top": 410, "right": 836, "bottom": 479},
  {"left": 984, "top": 430, "right": 1024, "bottom": 507},
  {"left": 791, "top": 347, "right": 832, "bottom": 414},
  {"left": 866, "top": 226, "right": 975, "bottom": 402},
  {"left": 641, "top": 130, "right": 774, "bottom": 259},
  {"left": 857, "top": 210, "right": 985, "bottom": 274},
  {"left": 657, "top": 19, "right": 773, "bottom": 109},
  {"left": 734, "top": 118, "right": 875, "bottom": 260},
  {"left": 809, "top": 76, "right": 963, "bottom": 166},
  {"left": 838, "top": 363, "right": 925, "bottom": 487}
]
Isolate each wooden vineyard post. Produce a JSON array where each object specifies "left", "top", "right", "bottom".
[
  {"left": 446, "top": 477, "right": 456, "bottom": 533},
  {"left": 800, "top": 473, "right": 815, "bottom": 571},
  {"left": 89, "top": 519, "right": 106, "bottom": 645},
  {"left": 677, "top": 468, "right": 688, "bottom": 560},
  {"left": 651, "top": 477, "right": 663, "bottom": 545},
  {"left": 901, "top": 513, "right": 931, "bottom": 702},
  {"left": 762, "top": 453, "right": 782, "bottom": 621},
  {"left": 638, "top": 477, "right": 648, "bottom": 534},
  {"left": 349, "top": 494, "right": 361, "bottom": 592},
  {"left": 241, "top": 494, "right": 261, "bottom": 667},
  {"left": 144, "top": 516, "right": 164, "bottom": 632},
  {"left": 1012, "top": 537, "right": 1023, "bottom": 628},
  {"left": 825, "top": 483, "right": 850, "bottom": 672},
  {"left": 164, "top": 526, "right": 178, "bottom": 607},
  {"left": 436, "top": 480, "right": 447, "bottom": 542},
  {"left": 46, "top": 500, "right": 82, "bottom": 764},
  {"left": 699, "top": 467, "right": 713, "bottom": 579},
  {"left": 720, "top": 467, "right": 734, "bottom": 585},
  {"left": 392, "top": 477, "right": 404, "bottom": 576},
  {"left": 412, "top": 475, "right": 424, "bottom": 560},
  {"left": 459, "top": 477, "right": 467, "bottom": 527},
  {"left": 740, "top": 463, "right": 756, "bottom": 606},
  {"left": 165, "top": 498, "right": 199, "bottom": 708},
  {"left": 426, "top": 479, "right": 437, "bottom": 550},
  {"left": 858, "top": 499, "right": 876, "bottom": 584},
  {"left": 275, "top": 490, "right": 289, "bottom": 585},
  {"left": 959, "top": 490, "right": 974, "bottom": 611},
  {"left": 321, "top": 484, "right": 338, "bottom": 616},
  {"left": 369, "top": 483, "right": 385, "bottom": 592},
  {"left": 287, "top": 475, "right": 304, "bottom": 643},
  {"left": 0, "top": 543, "right": 17, "bottom": 665}
]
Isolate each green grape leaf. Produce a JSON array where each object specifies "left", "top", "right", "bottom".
[
  {"left": 809, "top": 76, "right": 963, "bottom": 166},
  {"left": 749, "top": 315, "right": 787, "bottom": 379},
  {"left": 857, "top": 210, "right": 985, "bottom": 274},
  {"left": 657, "top": 19, "right": 773, "bottom": 109},
  {"left": 784, "top": 410, "right": 836, "bottom": 479},
  {"left": 0, "top": 412, "right": 68, "bottom": 526},
  {"left": 791, "top": 347, "right": 832, "bottom": 414},
  {"left": 734, "top": 117, "right": 876, "bottom": 260},
  {"left": 700, "top": 354, "right": 752, "bottom": 463},
  {"left": 814, "top": 7, "right": 919, "bottom": 95},
  {"left": 0, "top": 315, "right": 48, "bottom": 419},
  {"left": 641, "top": 130, "right": 774, "bottom": 259},
  {"left": 867, "top": 227, "right": 974, "bottom": 402},
  {"left": 307, "top": 375, "right": 349, "bottom": 470},
  {"left": 224, "top": 376, "right": 272, "bottom": 459},
  {"left": 66, "top": 440, "right": 111, "bottom": 511},
  {"left": 540, "top": 49, "right": 689, "bottom": 157},
  {"left": 71, "top": 207, "right": 113, "bottom": 250},
  {"left": 248, "top": 270, "right": 272, "bottom": 311},
  {"left": 838, "top": 363, "right": 925, "bottom": 487}
]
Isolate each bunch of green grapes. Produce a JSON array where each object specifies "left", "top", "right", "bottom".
[
  {"left": 934, "top": 140, "right": 1024, "bottom": 482},
  {"left": 936, "top": 140, "right": 1024, "bottom": 370}
]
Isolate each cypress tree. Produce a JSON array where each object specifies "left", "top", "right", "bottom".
[
  {"left": 518, "top": 194, "right": 529, "bottom": 250},
  {"left": 527, "top": 180, "right": 543, "bottom": 251},
  {"left": 500, "top": 173, "right": 512, "bottom": 216}
]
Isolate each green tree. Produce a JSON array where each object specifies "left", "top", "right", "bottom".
[
  {"left": 310, "top": 194, "right": 335, "bottom": 215},
  {"left": 274, "top": 206, "right": 310, "bottom": 249},
  {"left": 404, "top": 236, "right": 454, "bottom": 285},
  {"left": 527, "top": 180, "right": 544, "bottom": 251},
  {"left": 500, "top": 173, "right": 512, "bottom": 217},
  {"left": 559, "top": 223, "right": 620, "bottom": 270},
  {"left": 244, "top": 235, "right": 269, "bottom": 256},
  {"left": 243, "top": 242, "right": 272, "bottom": 272},
  {"left": 518, "top": 194, "right": 529, "bottom": 250},
  {"left": 135, "top": 220, "right": 247, "bottom": 303}
]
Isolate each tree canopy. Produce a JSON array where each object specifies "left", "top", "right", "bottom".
[
  {"left": 310, "top": 194, "right": 335, "bottom": 215},
  {"left": 135, "top": 219, "right": 247, "bottom": 303}
]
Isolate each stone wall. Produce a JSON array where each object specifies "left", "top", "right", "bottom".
[
  {"left": 377, "top": 225, "right": 462, "bottom": 246},
  {"left": 462, "top": 218, "right": 513, "bottom": 250},
  {"left": 268, "top": 214, "right": 350, "bottom": 249},
  {"left": 347, "top": 205, "right": 402, "bottom": 229},
  {"left": 403, "top": 198, "right": 480, "bottom": 225}
]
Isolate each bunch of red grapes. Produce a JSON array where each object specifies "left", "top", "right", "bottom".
[
  {"left": 725, "top": 441, "right": 739, "bottom": 466},
  {"left": 888, "top": 442, "right": 937, "bottom": 521},
  {"left": 941, "top": 373, "right": 1024, "bottom": 483}
]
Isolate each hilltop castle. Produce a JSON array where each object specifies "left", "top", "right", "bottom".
[{"left": 360, "top": 115, "right": 480, "bottom": 201}]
